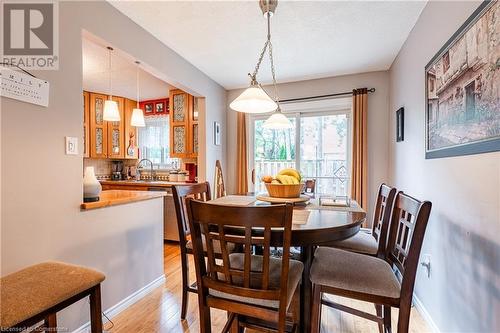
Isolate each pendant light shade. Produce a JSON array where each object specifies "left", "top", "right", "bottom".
[
  {"left": 230, "top": 83, "right": 277, "bottom": 113},
  {"left": 103, "top": 46, "right": 120, "bottom": 122},
  {"left": 131, "top": 108, "right": 146, "bottom": 127},
  {"left": 262, "top": 111, "right": 292, "bottom": 129},
  {"left": 103, "top": 100, "right": 120, "bottom": 121}
]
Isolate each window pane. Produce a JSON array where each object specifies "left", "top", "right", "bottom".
[
  {"left": 253, "top": 118, "right": 296, "bottom": 193},
  {"left": 300, "top": 114, "right": 349, "bottom": 196},
  {"left": 138, "top": 116, "right": 179, "bottom": 168}
]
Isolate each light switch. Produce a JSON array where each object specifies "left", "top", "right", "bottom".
[{"left": 65, "top": 136, "right": 78, "bottom": 155}]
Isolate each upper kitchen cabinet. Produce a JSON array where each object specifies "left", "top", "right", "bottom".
[
  {"left": 124, "top": 98, "right": 139, "bottom": 159},
  {"left": 83, "top": 91, "right": 90, "bottom": 158},
  {"left": 169, "top": 89, "right": 198, "bottom": 158},
  {"left": 107, "top": 96, "right": 125, "bottom": 159},
  {"left": 89, "top": 92, "right": 108, "bottom": 158}
]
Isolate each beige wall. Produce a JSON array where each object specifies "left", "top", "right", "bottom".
[
  {"left": 0, "top": 1, "right": 226, "bottom": 330},
  {"left": 389, "top": 1, "right": 499, "bottom": 332},
  {"left": 226, "top": 71, "right": 390, "bottom": 218}
]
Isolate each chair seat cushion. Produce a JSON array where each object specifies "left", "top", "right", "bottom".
[
  {"left": 327, "top": 229, "right": 378, "bottom": 255},
  {"left": 310, "top": 247, "right": 400, "bottom": 300},
  {"left": 0, "top": 261, "right": 105, "bottom": 328},
  {"left": 186, "top": 235, "right": 236, "bottom": 254},
  {"left": 210, "top": 253, "right": 303, "bottom": 310}
]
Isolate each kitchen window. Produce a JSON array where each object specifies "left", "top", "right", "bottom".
[
  {"left": 251, "top": 105, "right": 352, "bottom": 196},
  {"left": 138, "top": 115, "right": 179, "bottom": 168}
]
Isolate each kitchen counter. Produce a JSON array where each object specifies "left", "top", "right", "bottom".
[
  {"left": 81, "top": 190, "right": 167, "bottom": 210},
  {"left": 100, "top": 180, "right": 193, "bottom": 188}
]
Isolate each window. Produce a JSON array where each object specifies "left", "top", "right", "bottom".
[
  {"left": 138, "top": 116, "right": 179, "bottom": 168},
  {"left": 252, "top": 109, "right": 351, "bottom": 196}
]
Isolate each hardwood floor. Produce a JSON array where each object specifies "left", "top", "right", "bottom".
[{"left": 109, "top": 243, "right": 431, "bottom": 332}]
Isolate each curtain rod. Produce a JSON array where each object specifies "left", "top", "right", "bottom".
[{"left": 278, "top": 87, "right": 375, "bottom": 104}]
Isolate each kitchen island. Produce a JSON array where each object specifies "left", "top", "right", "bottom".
[{"left": 81, "top": 190, "right": 167, "bottom": 210}]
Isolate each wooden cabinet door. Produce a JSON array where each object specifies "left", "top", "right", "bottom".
[
  {"left": 124, "top": 98, "right": 139, "bottom": 159},
  {"left": 169, "top": 89, "right": 190, "bottom": 158},
  {"left": 83, "top": 91, "right": 90, "bottom": 158},
  {"left": 89, "top": 93, "right": 108, "bottom": 158},
  {"left": 107, "top": 96, "right": 125, "bottom": 159},
  {"left": 190, "top": 96, "right": 199, "bottom": 158}
]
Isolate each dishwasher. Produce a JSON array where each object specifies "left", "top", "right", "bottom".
[{"left": 147, "top": 187, "right": 179, "bottom": 241}]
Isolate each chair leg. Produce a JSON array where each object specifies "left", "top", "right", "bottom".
[
  {"left": 89, "top": 285, "right": 103, "bottom": 333},
  {"left": 310, "top": 284, "right": 322, "bottom": 333},
  {"left": 44, "top": 313, "right": 57, "bottom": 333},
  {"left": 180, "top": 251, "right": 190, "bottom": 320},
  {"left": 397, "top": 303, "right": 411, "bottom": 333},
  {"left": 383, "top": 305, "right": 392, "bottom": 333},
  {"left": 375, "top": 304, "right": 383, "bottom": 333},
  {"left": 198, "top": 300, "right": 212, "bottom": 333}
]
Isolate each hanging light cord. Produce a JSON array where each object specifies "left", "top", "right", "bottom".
[
  {"left": 136, "top": 62, "right": 140, "bottom": 108},
  {"left": 108, "top": 47, "right": 113, "bottom": 99},
  {"left": 249, "top": 1, "right": 281, "bottom": 111}
]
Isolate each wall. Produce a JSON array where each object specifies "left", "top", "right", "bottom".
[
  {"left": 389, "top": 1, "right": 499, "bottom": 332},
  {"left": 227, "top": 71, "right": 390, "bottom": 217},
  {"left": 0, "top": 1, "right": 226, "bottom": 330}
]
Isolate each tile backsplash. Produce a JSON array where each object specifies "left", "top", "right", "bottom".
[{"left": 83, "top": 158, "right": 138, "bottom": 179}]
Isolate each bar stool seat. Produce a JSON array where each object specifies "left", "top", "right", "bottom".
[{"left": 1, "top": 261, "right": 105, "bottom": 331}]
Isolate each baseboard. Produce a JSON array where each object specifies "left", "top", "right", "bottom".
[
  {"left": 413, "top": 294, "right": 440, "bottom": 333},
  {"left": 73, "top": 274, "right": 166, "bottom": 333}
]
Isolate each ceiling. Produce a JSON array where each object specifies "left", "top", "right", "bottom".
[
  {"left": 109, "top": 0, "right": 426, "bottom": 90},
  {"left": 82, "top": 37, "right": 172, "bottom": 101}
]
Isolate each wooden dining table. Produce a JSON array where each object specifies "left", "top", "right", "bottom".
[{"left": 209, "top": 195, "right": 366, "bottom": 332}]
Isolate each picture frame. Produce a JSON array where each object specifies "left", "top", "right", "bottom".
[
  {"left": 424, "top": 1, "right": 499, "bottom": 159},
  {"left": 155, "top": 102, "right": 164, "bottom": 113},
  {"left": 396, "top": 107, "right": 404, "bottom": 142},
  {"left": 214, "top": 121, "right": 221, "bottom": 146},
  {"left": 144, "top": 103, "right": 153, "bottom": 114}
]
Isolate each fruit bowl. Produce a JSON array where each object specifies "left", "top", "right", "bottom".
[{"left": 265, "top": 183, "right": 304, "bottom": 198}]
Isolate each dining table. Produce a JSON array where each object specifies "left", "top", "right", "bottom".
[{"left": 209, "top": 195, "right": 367, "bottom": 333}]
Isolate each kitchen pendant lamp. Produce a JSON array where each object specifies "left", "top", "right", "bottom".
[
  {"left": 103, "top": 46, "right": 120, "bottom": 122},
  {"left": 131, "top": 61, "right": 145, "bottom": 127},
  {"left": 229, "top": 0, "right": 281, "bottom": 114},
  {"left": 262, "top": 108, "right": 292, "bottom": 129}
]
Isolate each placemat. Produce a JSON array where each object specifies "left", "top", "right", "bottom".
[
  {"left": 292, "top": 210, "right": 311, "bottom": 225},
  {"left": 209, "top": 195, "right": 256, "bottom": 206}
]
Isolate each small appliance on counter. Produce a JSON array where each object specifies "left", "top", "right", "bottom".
[
  {"left": 111, "top": 161, "right": 124, "bottom": 180},
  {"left": 185, "top": 163, "right": 197, "bottom": 182}
]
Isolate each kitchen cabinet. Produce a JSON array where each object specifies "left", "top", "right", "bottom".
[
  {"left": 83, "top": 91, "right": 90, "bottom": 158},
  {"left": 169, "top": 89, "right": 198, "bottom": 158},
  {"left": 124, "top": 98, "right": 139, "bottom": 159},
  {"left": 87, "top": 91, "right": 136, "bottom": 159}
]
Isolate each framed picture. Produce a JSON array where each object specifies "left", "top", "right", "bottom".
[
  {"left": 396, "top": 107, "right": 404, "bottom": 142},
  {"left": 155, "top": 102, "right": 164, "bottom": 113},
  {"left": 145, "top": 103, "right": 153, "bottom": 114},
  {"left": 425, "top": 1, "right": 500, "bottom": 159},
  {"left": 214, "top": 121, "right": 221, "bottom": 146}
]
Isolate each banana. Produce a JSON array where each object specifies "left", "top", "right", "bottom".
[
  {"left": 276, "top": 175, "right": 290, "bottom": 184},
  {"left": 278, "top": 168, "right": 301, "bottom": 182}
]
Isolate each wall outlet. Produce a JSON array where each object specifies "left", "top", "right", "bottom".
[
  {"left": 65, "top": 136, "right": 78, "bottom": 155},
  {"left": 420, "top": 254, "right": 431, "bottom": 278}
]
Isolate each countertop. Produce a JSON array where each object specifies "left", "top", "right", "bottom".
[
  {"left": 100, "top": 180, "right": 193, "bottom": 188},
  {"left": 81, "top": 190, "right": 168, "bottom": 210}
]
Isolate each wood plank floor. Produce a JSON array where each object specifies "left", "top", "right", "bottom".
[{"left": 109, "top": 243, "right": 431, "bottom": 332}]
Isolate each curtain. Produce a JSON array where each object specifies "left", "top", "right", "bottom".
[
  {"left": 236, "top": 112, "right": 248, "bottom": 194},
  {"left": 351, "top": 88, "right": 368, "bottom": 209},
  {"left": 138, "top": 116, "right": 178, "bottom": 168}
]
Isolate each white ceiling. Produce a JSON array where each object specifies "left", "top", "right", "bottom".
[
  {"left": 82, "top": 37, "right": 172, "bottom": 101},
  {"left": 109, "top": 0, "right": 426, "bottom": 90}
]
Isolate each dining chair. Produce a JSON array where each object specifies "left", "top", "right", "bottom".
[
  {"left": 214, "top": 160, "right": 226, "bottom": 199},
  {"left": 327, "top": 183, "right": 397, "bottom": 258},
  {"left": 186, "top": 199, "right": 302, "bottom": 333},
  {"left": 172, "top": 182, "right": 237, "bottom": 320},
  {"left": 309, "top": 191, "right": 432, "bottom": 333}
]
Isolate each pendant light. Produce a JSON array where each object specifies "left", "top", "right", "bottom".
[
  {"left": 262, "top": 107, "right": 292, "bottom": 129},
  {"left": 103, "top": 46, "right": 120, "bottom": 122},
  {"left": 131, "top": 61, "right": 146, "bottom": 127},
  {"left": 229, "top": 0, "right": 280, "bottom": 114}
]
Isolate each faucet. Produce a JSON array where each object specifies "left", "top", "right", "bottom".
[{"left": 137, "top": 159, "right": 155, "bottom": 181}]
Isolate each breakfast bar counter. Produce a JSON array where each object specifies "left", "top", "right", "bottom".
[{"left": 81, "top": 190, "right": 167, "bottom": 210}]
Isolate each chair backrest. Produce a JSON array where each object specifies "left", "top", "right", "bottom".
[
  {"left": 386, "top": 191, "right": 431, "bottom": 303},
  {"left": 371, "top": 183, "right": 397, "bottom": 257},
  {"left": 172, "top": 182, "right": 211, "bottom": 246},
  {"left": 214, "top": 160, "right": 226, "bottom": 198},
  {"left": 186, "top": 199, "right": 294, "bottom": 316}
]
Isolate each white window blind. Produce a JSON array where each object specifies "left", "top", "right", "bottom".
[{"left": 138, "top": 116, "right": 178, "bottom": 168}]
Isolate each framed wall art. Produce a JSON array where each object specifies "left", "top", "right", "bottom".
[
  {"left": 425, "top": 1, "right": 499, "bottom": 159},
  {"left": 214, "top": 121, "right": 221, "bottom": 146},
  {"left": 396, "top": 107, "right": 404, "bottom": 142}
]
